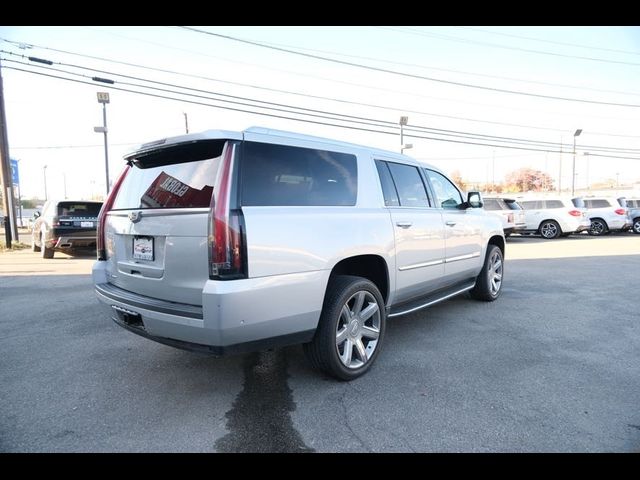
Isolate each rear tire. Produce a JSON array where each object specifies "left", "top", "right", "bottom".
[
  {"left": 588, "top": 218, "right": 608, "bottom": 236},
  {"left": 303, "top": 275, "right": 386, "bottom": 381},
  {"left": 539, "top": 220, "right": 561, "bottom": 239},
  {"left": 470, "top": 244, "right": 503, "bottom": 302},
  {"left": 41, "top": 233, "right": 54, "bottom": 259},
  {"left": 633, "top": 218, "right": 640, "bottom": 234}
]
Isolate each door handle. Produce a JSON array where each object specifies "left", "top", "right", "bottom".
[
  {"left": 396, "top": 221, "right": 413, "bottom": 228},
  {"left": 446, "top": 221, "right": 457, "bottom": 227}
]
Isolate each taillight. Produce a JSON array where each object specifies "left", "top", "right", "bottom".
[
  {"left": 507, "top": 213, "right": 514, "bottom": 223},
  {"left": 51, "top": 216, "right": 60, "bottom": 227},
  {"left": 97, "top": 166, "right": 130, "bottom": 260},
  {"left": 614, "top": 208, "right": 626, "bottom": 216},
  {"left": 208, "top": 142, "right": 246, "bottom": 280},
  {"left": 568, "top": 210, "right": 582, "bottom": 217}
]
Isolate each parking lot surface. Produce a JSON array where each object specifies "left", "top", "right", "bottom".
[{"left": 1, "top": 234, "right": 639, "bottom": 452}]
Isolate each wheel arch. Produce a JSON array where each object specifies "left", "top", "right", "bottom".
[{"left": 329, "top": 254, "right": 390, "bottom": 304}]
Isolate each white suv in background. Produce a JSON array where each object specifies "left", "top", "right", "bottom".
[
  {"left": 482, "top": 197, "right": 526, "bottom": 237},
  {"left": 518, "top": 197, "right": 591, "bottom": 239},
  {"left": 583, "top": 197, "right": 631, "bottom": 236}
]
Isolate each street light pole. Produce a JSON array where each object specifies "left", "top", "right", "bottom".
[
  {"left": 95, "top": 92, "right": 110, "bottom": 196},
  {"left": 572, "top": 129, "right": 582, "bottom": 196},
  {"left": 43, "top": 165, "right": 48, "bottom": 201},
  {"left": 399, "top": 116, "right": 412, "bottom": 154}
]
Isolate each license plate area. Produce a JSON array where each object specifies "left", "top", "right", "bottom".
[
  {"left": 80, "top": 221, "right": 94, "bottom": 227},
  {"left": 133, "top": 236, "right": 154, "bottom": 261}
]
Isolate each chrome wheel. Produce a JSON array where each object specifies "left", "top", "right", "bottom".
[
  {"left": 589, "top": 219, "right": 607, "bottom": 236},
  {"left": 488, "top": 250, "right": 503, "bottom": 296},
  {"left": 540, "top": 221, "right": 559, "bottom": 239},
  {"left": 335, "top": 290, "right": 381, "bottom": 369}
]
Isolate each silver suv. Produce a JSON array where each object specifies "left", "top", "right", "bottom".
[
  {"left": 623, "top": 198, "right": 640, "bottom": 234},
  {"left": 92, "top": 127, "right": 505, "bottom": 380}
]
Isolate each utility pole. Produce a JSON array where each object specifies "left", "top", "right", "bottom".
[
  {"left": 183, "top": 112, "right": 189, "bottom": 134},
  {"left": 558, "top": 136, "right": 563, "bottom": 194},
  {"left": 95, "top": 92, "right": 110, "bottom": 195},
  {"left": 0, "top": 58, "right": 18, "bottom": 246}
]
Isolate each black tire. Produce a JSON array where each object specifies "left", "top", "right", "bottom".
[
  {"left": 539, "top": 220, "right": 561, "bottom": 239},
  {"left": 31, "top": 232, "right": 41, "bottom": 252},
  {"left": 633, "top": 218, "right": 640, "bottom": 235},
  {"left": 470, "top": 244, "right": 504, "bottom": 302},
  {"left": 303, "top": 275, "right": 386, "bottom": 381},
  {"left": 41, "top": 233, "right": 54, "bottom": 259},
  {"left": 588, "top": 218, "right": 608, "bottom": 236}
]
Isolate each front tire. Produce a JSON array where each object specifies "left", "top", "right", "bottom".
[
  {"left": 303, "top": 275, "right": 386, "bottom": 381},
  {"left": 539, "top": 220, "right": 561, "bottom": 239},
  {"left": 31, "top": 232, "right": 41, "bottom": 252},
  {"left": 470, "top": 244, "right": 504, "bottom": 302}
]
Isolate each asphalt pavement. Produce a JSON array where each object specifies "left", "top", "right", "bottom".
[{"left": 1, "top": 234, "right": 639, "bottom": 452}]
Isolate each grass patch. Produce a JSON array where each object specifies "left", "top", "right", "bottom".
[{"left": 0, "top": 240, "right": 30, "bottom": 252}]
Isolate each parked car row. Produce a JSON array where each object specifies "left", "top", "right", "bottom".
[{"left": 483, "top": 195, "right": 638, "bottom": 239}]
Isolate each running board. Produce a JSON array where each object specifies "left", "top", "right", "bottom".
[{"left": 388, "top": 280, "right": 476, "bottom": 318}]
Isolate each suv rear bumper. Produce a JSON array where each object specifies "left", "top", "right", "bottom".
[{"left": 93, "top": 262, "right": 325, "bottom": 354}]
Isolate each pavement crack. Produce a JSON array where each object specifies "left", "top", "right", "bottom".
[{"left": 339, "top": 386, "right": 371, "bottom": 452}]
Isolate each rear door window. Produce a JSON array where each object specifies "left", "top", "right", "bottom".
[
  {"left": 240, "top": 142, "right": 357, "bottom": 206},
  {"left": 385, "top": 162, "right": 430, "bottom": 207},
  {"left": 375, "top": 161, "right": 400, "bottom": 207},
  {"left": 544, "top": 200, "right": 564, "bottom": 209}
]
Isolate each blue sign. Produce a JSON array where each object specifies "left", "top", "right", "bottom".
[{"left": 10, "top": 159, "right": 19, "bottom": 185}]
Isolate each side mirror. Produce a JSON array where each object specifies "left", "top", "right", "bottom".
[
  {"left": 33, "top": 211, "right": 41, "bottom": 218},
  {"left": 467, "top": 191, "right": 483, "bottom": 209}
]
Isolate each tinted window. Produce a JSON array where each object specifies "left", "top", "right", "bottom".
[
  {"left": 424, "top": 169, "right": 463, "bottom": 209},
  {"left": 545, "top": 200, "right": 564, "bottom": 209},
  {"left": 520, "top": 200, "right": 541, "bottom": 209},
  {"left": 504, "top": 199, "right": 522, "bottom": 210},
  {"left": 584, "top": 199, "right": 611, "bottom": 209},
  {"left": 375, "top": 161, "right": 400, "bottom": 207},
  {"left": 386, "top": 163, "right": 429, "bottom": 207},
  {"left": 241, "top": 142, "right": 357, "bottom": 206},
  {"left": 483, "top": 198, "right": 504, "bottom": 211},
  {"left": 571, "top": 197, "right": 585, "bottom": 208},
  {"left": 57, "top": 202, "right": 102, "bottom": 217},
  {"left": 113, "top": 140, "right": 228, "bottom": 210}
]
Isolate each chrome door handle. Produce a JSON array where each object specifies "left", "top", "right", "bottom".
[
  {"left": 446, "top": 221, "right": 457, "bottom": 227},
  {"left": 396, "top": 221, "right": 413, "bottom": 228}
]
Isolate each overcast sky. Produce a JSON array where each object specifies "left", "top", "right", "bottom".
[{"left": 1, "top": 26, "right": 639, "bottom": 200}]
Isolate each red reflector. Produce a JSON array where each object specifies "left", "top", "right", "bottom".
[
  {"left": 568, "top": 210, "right": 582, "bottom": 217},
  {"left": 614, "top": 208, "right": 626, "bottom": 215}
]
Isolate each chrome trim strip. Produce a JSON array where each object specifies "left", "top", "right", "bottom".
[
  {"left": 108, "top": 208, "right": 209, "bottom": 217},
  {"left": 388, "top": 285, "right": 474, "bottom": 318},
  {"left": 445, "top": 251, "right": 481, "bottom": 263},
  {"left": 398, "top": 259, "right": 444, "bottom": 271}
]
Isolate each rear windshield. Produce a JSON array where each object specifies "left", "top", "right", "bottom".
[
  {"left": 571, "top": 198, "right": 585, "bottom": 208},
  {"left": 503, "top": 199, "right": 522, "bottom": 210},
  {"left": 57, "top": 202, "right": 102, "bottom": 217},
  {"left": 240, "top": 141, "right": 357, "bottom": 206},
  {"left": 112, "top": 142, "right": 225, "bottom": 210}
]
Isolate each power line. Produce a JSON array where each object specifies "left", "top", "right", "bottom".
[
  {"left": 4, "top": 37, "right": 639, "bottom": 126},
  {"left": 380, "top": 26, "right": 640, "bottom": 67},
  {"left": 6, "top": 63, "right": 640, "bottom": 162},
  {"left": 456, "top": 26, "right": 640, "bottom": 57},
  {"left": 7, "top": 55, "right": 640, "bottom": 156}
]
